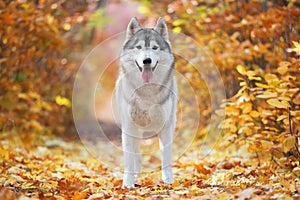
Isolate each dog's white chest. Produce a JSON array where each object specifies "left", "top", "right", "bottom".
[{"left": 129, "top": 97, "right": 165, "bottom": 131}]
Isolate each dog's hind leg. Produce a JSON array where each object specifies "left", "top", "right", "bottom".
[{"left": 159, "top": 125, "right": 175, "bottom": 185}]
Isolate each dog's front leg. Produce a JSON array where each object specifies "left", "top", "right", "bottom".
[
  {"left": 122, "top": 132, "right": 140, "bottom": 188},
  {"left": 159, "top": 126, "right": 175, "bottom": 184},
  {"left": 134, "top": 147, "right": 142, "bottom": 182}
]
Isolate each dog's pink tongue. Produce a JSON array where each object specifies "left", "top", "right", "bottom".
[{"left": 142, "top": 68, "right": 153, "bottom": 83}]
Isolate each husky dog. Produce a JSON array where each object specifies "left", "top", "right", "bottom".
[{"left": 115, "top": 17, "right": 177, "bottom": 188}]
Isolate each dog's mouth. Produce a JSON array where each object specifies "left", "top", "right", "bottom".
[
  {"left": 135, "top": 60, "right": 158, "bottom": 72},
  {"left": 135, "top": 60, "right": 158, "bottom": 83}
]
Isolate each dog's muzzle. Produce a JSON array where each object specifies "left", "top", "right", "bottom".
[{"left": 135, "top": 60, "right": 158, "bottom": 72}]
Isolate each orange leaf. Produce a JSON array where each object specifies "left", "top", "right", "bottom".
[
  {"left": 277, "top": 65, "right": 288, "bottom": 75},
  {"left": 72, "top": 191, "right": 88, "bottom": 200},
  {"left": 171, "top": 181, "right": 181, "bottom": 187},
  {"left": 182, "top": 180, "right": 192, "bottom": 187},
  {"left": 194, "top": 163, "right": 211, "bottom": 175},
  {"left": 279, "top": 61, "right": 291, "bottom": 68},
  {"left": 293, "top": 98, "right": 300, "bottom": 105}
]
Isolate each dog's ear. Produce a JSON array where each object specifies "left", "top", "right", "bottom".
[
  {"left": 154, "top": 17, "right": 169, "bottom": 41},
  {"left": 125, "top": 17, "right": 142, "bottom": 41}
]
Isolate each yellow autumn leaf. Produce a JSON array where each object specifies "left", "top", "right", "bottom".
[
  {"left": 293, "top": 167, "right": 300, "bottom": 178},
  {"left": 277, "top": 65, "right": 288, "bottom": 75},
  {"left": 29, "top": 120, "right": 44, "bottom": 131},
  {"left": 18, "top": 93, "right": 29, "bottom": 100},
  {"left": 240, "top": 81, "right": 246, "bottom": 86},
  {"left": 172, "top": 26, "right": 182, "bottom": 34},
  {"left": 261, "top": 140, "right": 273, "bottom": 150},
  {"left": 28, "top": 92, "right": 40, "bottom": 99},
  {"left": 255, "top": 82, "right": 269, "bottom": 89},
  {"left": 271, "top": 147, "right": 284, "bottom": 158},
  {"left": 246, "top": 70, "right": 256, "bottom": 77},
  {"left": 55, "top": 96, "right": 71, "bottom": 108},
  {"left": 236, "top": 65, "right": 247, "bottom": 75},
  {"left": 225, "top": 106, "right": 240, "bottom": 116},
  {"left": 261, "top": 109, "right": 273, "bottom": 116},
  {"left": 278, "top": 96, "right": 290, "bottom": 101},
  {"left": 172, "top": 19, "right": 186, "bottom": 26},
  {"left": 238, "top": 126, "right": 252, "bottom": 135},
  {"left": 256, "top": 91, "right": 277, "bottom": 99},
  {"left": 288, "top": 88, "right": 300, "bottom": 94},
  {"left": 242, "top": 102, "right": 252, "bottom": 114},
  {"left": 265, "top": 73, "right": 279, "bottom": 86},
  {"left": 247, "top": 141, "right": 261, "bottom": 153},
  {"left": 41, "top": 101, "right": 53, "bottom": 111},
  {"left": 279, "top": 61, "right": 291, "bottom": 68},
  {"left": 276, "top": 88, "right": 288, "bottom": 93},
  {"left": 290, "top": 111, "right": 300, "bottom": 117},
  {"left": 266, "top": 98, "right": 290, "bottom": 109},
  {"left": 249, "top": 76, "right": 262, "bottom": 81},
  {"left": 63, "top": 23, "right": 71, "bottom": 31},
  {"left": 282, "top": 136, "right": 296, "bottom": 153},
  {"left": 277, "top": 115, "right": 287, "bottom": 121},
  {"left": 239, "top": 114, "right": 253, "bottom": 122},
  {"left": 288, "top": 41, "right": 300, "bottom": 54},
  {"left": 250, "top": 110, "right": 260, "bottom": 118},
  {"left": 230, "top": 124, "right": 237, "bottom": 133},
  {"left": 246, "top": 70, "right": 262, "bottom": 81}
]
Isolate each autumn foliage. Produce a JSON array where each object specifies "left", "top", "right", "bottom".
[
  {"left": 1, "top": 0, "right": 300, "bottom": 198},
  {"left": 0, "top": 1, "right": 82, "bottom": 135},
  {"left": 140, "top": 0, "right": 300, "bottom": 168}
]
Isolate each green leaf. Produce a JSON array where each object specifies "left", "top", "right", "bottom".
[{"left": 11, "top": 72, "right": 28, "bottom": 81}]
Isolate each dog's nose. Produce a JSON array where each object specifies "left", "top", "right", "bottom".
[{"left": 143, "top": 58, "right": 152, "bottom": 65}]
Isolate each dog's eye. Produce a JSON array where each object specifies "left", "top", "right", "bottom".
[
  {"left": 152, "top": 46, "right": 159, "bottom": 50},
  {"left": 136, "top": 45, "right": 142, "bottom": 49}
]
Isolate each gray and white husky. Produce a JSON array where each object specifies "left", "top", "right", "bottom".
[{"left": 115, "top": 17, "right": 177, "bottom": 188}]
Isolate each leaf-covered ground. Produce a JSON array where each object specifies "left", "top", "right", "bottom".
[{"left": 0, "top": 132, "right": 299, "bottom": 199}]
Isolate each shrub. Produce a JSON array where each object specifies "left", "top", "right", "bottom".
[{"left": 139, "top": 0, "right": 300, "bottom": 166}]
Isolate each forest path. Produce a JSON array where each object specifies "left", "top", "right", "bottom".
[{"left": 0, "top": 131, "right": 298, "bottom": 199}]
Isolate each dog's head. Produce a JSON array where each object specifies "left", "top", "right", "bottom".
[{"left": 120, "top": 17, "right": 174, "bottom": 83}]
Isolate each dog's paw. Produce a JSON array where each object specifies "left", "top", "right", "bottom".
[
  {"left": 122, "top": 174, "right": 135, "bottom": 189},
  {"left": 162, "top": 167, "right": 174, "bottom": 185}
]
